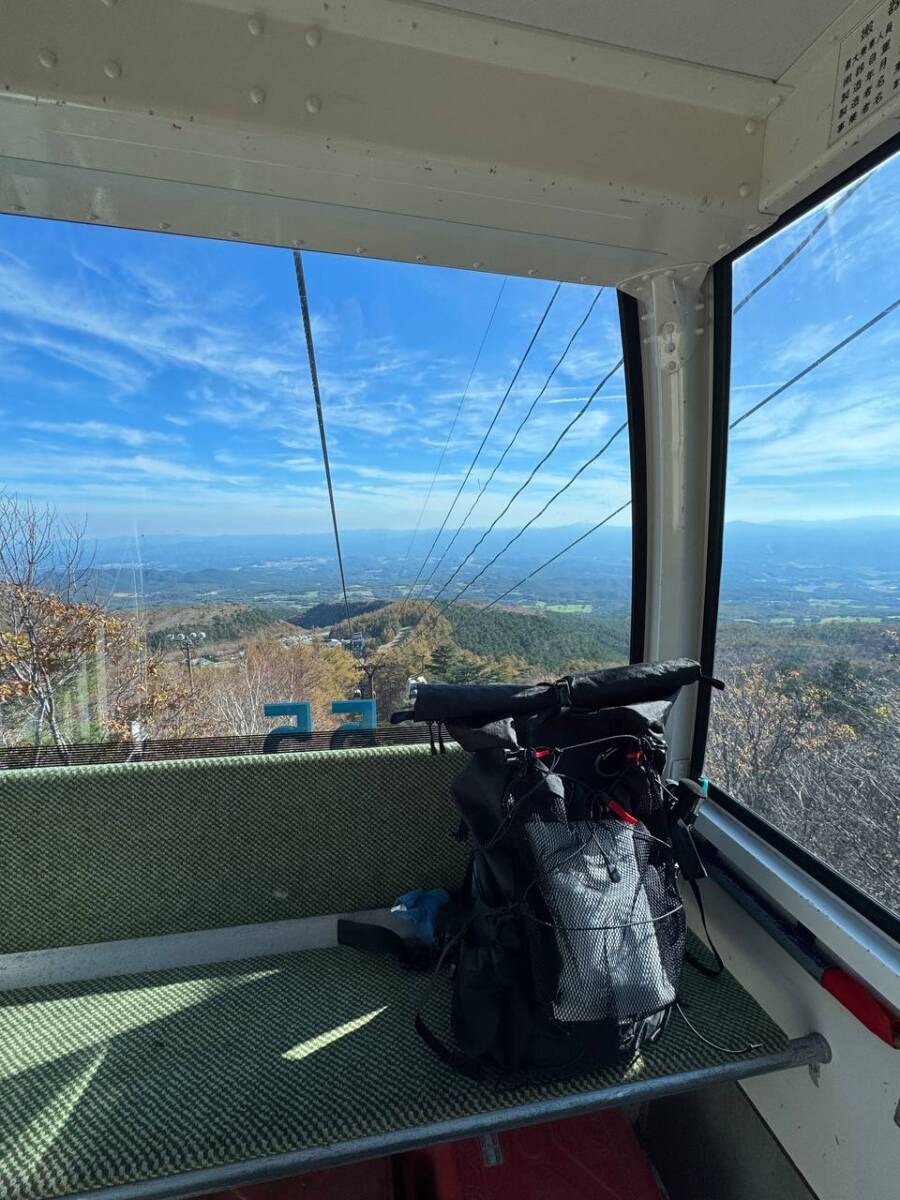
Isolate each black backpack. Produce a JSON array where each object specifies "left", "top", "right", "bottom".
[{"left": 391, "top": 658, "right": 710, "bottom": 1082}]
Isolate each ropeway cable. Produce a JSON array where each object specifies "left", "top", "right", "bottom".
[
  {"left": 404, "top": 283, "right": 562, "bottom": 606},
  {"left": 292, "top": 250, "right": 352, "bottom": 623},
  {"left": 421, "top": 289, "right": 604, "bottom": 593},
  {"left": 433, "top": 421, "right": 628, "bottom": 617},
  {"left": 422, "top": 355, "right": 624, "bottom": 610},
  {"left": 399, "top": 278, "right": 508, "bottom": 617}
]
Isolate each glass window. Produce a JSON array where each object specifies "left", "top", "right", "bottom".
[
  {"left": 708, "top": 148, "right": 900, "bottom": 916},
  {"left": 0, "top": 220, "right": 631, "bottom": 764}
]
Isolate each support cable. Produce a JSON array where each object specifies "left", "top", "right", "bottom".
[
  {"left": 730, "top": 295, "right": 900, "bottom": 429},
  {"left": 432, "top": 420, "right": 627, "bottom": 616},
  {"left": 422, "top": 355, "right": 623, "bottom": 607},
  {"left": 292, "top": 250, "right": 351, "bottom": 622},
  {"left": 733, "top": 178, "right": 866, "bottom": 315},
  {"left": 480, "top": 287, "right": 900, "bottom": 610},
  {"left": 483, "top": 501, "right": 632, "bottom": 610},
  {"left": 399, "top": 278, "right": 508, "bottom": 616},
  {"left": 404, "top": 282, "right": 561, "bottom": 605},
  {"left": 417, "top": 288, "right": 603, "bottom": 601},
  {"left": 417, "top": 286, "right": 607, "bottom": 604}
]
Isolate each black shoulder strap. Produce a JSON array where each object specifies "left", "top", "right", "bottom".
[
  {"left": 414, "top": 1012, "right": 486, "bottom": 1081},
  {"left": 684, "top": 878, "right": 725, "bottom": 978},
  {"left": 338, "top": 916, "right": 488, "bottom": 1081}
]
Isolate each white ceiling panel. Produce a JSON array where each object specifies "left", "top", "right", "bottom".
[{"left": 418, "top": 0, "right": 853, "bottom": 79}]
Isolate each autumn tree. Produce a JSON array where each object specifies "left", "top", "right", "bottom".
[
  {"left": 196, "top": 637, "right": 359, "bottom": 736},
  {"left": 706, "top": 653, "right": 900, "bottom": 910},
  {"left": 0, "top": 494, "right": 109, "bottom": 758},
  {"left": 0, "top": 493, "right": 186, "bottom": 758}
]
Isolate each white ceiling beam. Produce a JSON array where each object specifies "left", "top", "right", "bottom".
[
  {"left": 0, "top": 0, "right": 895, "bottom": 280},
  {"left": 0, "top": 0, "right": 776, "bottom": 282}
]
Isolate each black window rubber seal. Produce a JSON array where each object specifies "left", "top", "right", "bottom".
[{"left": 618, "top": 289, "right": 648, "bottom": 666}]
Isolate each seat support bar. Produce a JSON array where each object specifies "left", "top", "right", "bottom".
[{"left": 64, "top": 1034, "right": 830, "bottom": 1200}]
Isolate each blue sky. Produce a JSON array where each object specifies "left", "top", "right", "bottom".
[
  {"left": 0, "top": 147, "right": 897, "bottom": 545},
  {"left": 728, "top": 148, "right": 900, "bottom": 523}
]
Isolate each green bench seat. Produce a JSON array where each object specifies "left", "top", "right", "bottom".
[
  {"left": 0, "top": 936, "right": 826, "bottom": 1200},
  {"left": 0, "top": 742, "right": 828, "bottom": 1199}
]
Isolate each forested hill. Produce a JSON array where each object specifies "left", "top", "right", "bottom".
[
  {"left": 446, "top": 605, "right": 628, "bottom": 671},
  {"left": 308, "top": 598, "right": 630, "bottom": 674}
]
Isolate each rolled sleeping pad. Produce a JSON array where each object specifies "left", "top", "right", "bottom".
[
  {"left": 405, "top": 658, "right": 701, "bottom": 723},
  {"left": 565, "top": 658, "right": 702, "bottom": 710},
  {"left": 410, "top": 681, "right": 560, "bottom": 723}
]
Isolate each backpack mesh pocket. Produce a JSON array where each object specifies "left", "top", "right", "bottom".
[{"left": 524, "top": 815, "right": 684, "bottom": 1022}]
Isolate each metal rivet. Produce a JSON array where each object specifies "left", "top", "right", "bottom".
[
  {"left": 305, "top": 94, "right": 322, "bottom": 114},
  {"left": 746, "top": 223, "right": 760, "bottom": 233},
  {"left": 229, "top": 230, "right": 240, "bottom": 238},
  {"left": 665, "top": 269, "right": 675, "bottom": 278},
  {"left": 11, "top": 203, "right": 25, "bottom": 213},
  {"left": 104, "top": 59, "right": 122, "bottom": 79},
  {"left": 293, "top": 238, "right": 305, "bottom": 247},
  {"left": 100, "top": 0, "right": 118, "bottom": 7},
  {"left": 695, "top": 327, "right": 705, "bottom": 336},
  {"left": 305, "top": 27, "right": 322, "bottom": 47},
  {"left": 578, "top": 275, "right": 588, "bottom": 283},
  {"left": 247, "top": 15, "right": 264, "bottom": 36},
  {"left": 738, "top": 182, "right": 751, "bottom": 198},
  {"left": 640, "top": 69, "right": 649, "bottom": 79},
  {"left": 768, "top": 95, "right": 781, "bottom": 108},
  {"left": 664, "top": 341, "right": 676, "bottom": 354},
  {"left": 694, "top": 301, "right": 705, "bottom": 311},
  {"left": 38, "top": 48, "right": 58, "bottom": 69},
  {"left": 159, "top": 221, "right": 171, "bottom": 230},
  {"left": 663, "top": 322, "right": 676, "bottom": 335},
  {"left": 88, "top": 213, "right": 99, "bottom": 222},
  {"left": 640, "top": 313, "right": 651, "bottom": 322},
  {"left": 642, "top": 337, "right": 653, "bottom": 345},
  {"left": 472, "top": 260, "right": 483, "bottom": 268},
  {"left": 569, "top": 55, "right": 577, "bottom": 64},
  {"left": 641, "top": 274, "right": 650, "bottom": 282},
  {"left": 416, "top": 254, "right": 426, "bottom": 262},
  {"left": 527, "top": 268, "right": 536, "bottom": 276},
  {"left": 744, "top": 119, "right": 757, "bottom": 135},
  {"left": 707, "top": 83, "right": 716, "bottom": 93},
  {"left": 717, "top": 242, "right": 729, "bottom": 252},
  {"left": 249, "top": 85, "right": 266, "bottom": 104},
  {"left": 665, "top": 360, "right": 678, "bottom": 373},
  {"left": 355, "top": 246, "right": 366, "bottom": 254}
]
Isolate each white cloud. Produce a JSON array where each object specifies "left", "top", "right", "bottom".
[{"left": 23, "top": 420, "right": 182, "bottom": 448}]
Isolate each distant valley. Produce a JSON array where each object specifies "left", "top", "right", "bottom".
[{"left": 92, "top": 517, "right": 900, "bottom": 626}]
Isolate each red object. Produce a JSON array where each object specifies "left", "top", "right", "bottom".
[
  {"left": 821, "top": 967, "right": 900, "bottom": 1047},
  {"left": 204, "top": 1158, "right": 393, "bottom": 1200},
  {"left": 608, "top": 799, "right": 637, "bottom": 825},
  {"left": 398, "top": 1111, "right": 663, "bottom": 1200}
]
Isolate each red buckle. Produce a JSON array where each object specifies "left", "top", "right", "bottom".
[{"left": 608, "top": 799, "right": 637, "bottom": 825}]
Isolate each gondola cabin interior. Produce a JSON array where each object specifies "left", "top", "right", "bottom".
[{"left": 0, "top": 3, "right": 898, "bottom": 1199}]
